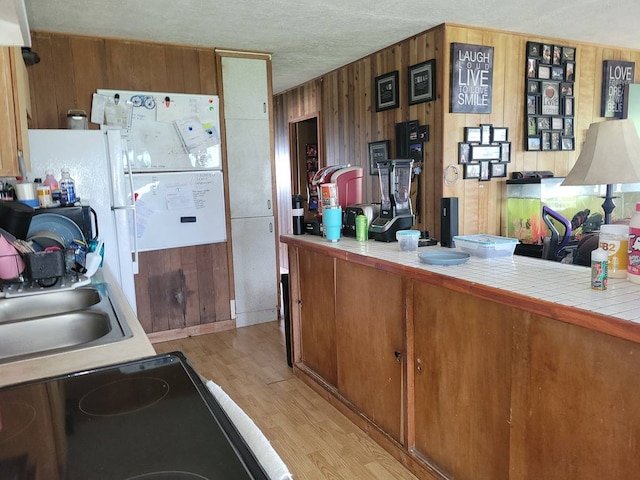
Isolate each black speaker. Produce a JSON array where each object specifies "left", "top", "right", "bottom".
[{"left": 440, "top": 197, "right": 459, "bottom": 248}]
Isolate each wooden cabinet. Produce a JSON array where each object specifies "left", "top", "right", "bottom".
[
  {"left": 0, "top": 46, "right": 30, "bottom": 176},
  {"left": 509, "top": 313, "right": 640, "bottom": 479},
  {"left": 297, "top": 247, "right": 337, "bottom": 386},
  {"left": 335, "top": 259, "right": 405, "bottom": 442},
  {"left": 413, "top": 282, "right": 513, "bottom": 480}
]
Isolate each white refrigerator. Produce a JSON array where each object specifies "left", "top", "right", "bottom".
[{"left": 27, "top": 129, "right": 227, "bottom": 313}]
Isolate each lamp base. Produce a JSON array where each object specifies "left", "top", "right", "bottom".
[{"left": 602, "top": 183, "right": 616, "bottom": 225}]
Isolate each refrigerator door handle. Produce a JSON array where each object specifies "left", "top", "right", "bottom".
[{"left": 124, "top": 162, "right": 139, "bottom": 275}]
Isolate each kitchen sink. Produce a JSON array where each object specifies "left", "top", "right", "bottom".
[{"left": 0, "top": 286, "right": 132, "bottom": 363}]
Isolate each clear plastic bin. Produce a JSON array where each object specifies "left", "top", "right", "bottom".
[{"left": 453, "top": 234, "right": 519, "bottom": 258}]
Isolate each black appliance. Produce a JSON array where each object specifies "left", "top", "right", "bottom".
[
  {"left": 440, "top": 197, "right": 459, "bottom": 248},
  {"left": 0, "top": 353, "right": 269, "bottom": 479}
]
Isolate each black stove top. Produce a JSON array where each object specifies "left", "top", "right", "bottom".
[{"left": 0, "top": 353, "right": 268, "bottom": 480}]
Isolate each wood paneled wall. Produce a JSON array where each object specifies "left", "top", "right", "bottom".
[
  {"left": 274, "top": 23, "right": 640, "bottom": 238},
  {"left": 27, "top": 31, "right": 232, "bottom": 333}
]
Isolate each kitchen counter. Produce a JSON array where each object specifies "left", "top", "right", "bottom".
[
  {"left": 283, "top": 234, "right": 640, "bottom": 479},
  {"left": 0, "top": 266, "right": 156, "bottom": 388},
  {"left": 282, "top": 234, "right": 640, "bottom": 343}
]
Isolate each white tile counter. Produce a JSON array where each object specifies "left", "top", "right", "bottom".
[{"left": 282, "top": 234, "right": 640, "bottom": 341}]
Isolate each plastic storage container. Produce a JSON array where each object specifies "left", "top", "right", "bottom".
[
  {"left": 599, "top": 224, "right": 629, "bottom": 279},
  {"left": 453, "top": 234, "right": 519, "bottom": 258},
  {"left": 396, "top": 230, "right": 420, "bottom": 252}
]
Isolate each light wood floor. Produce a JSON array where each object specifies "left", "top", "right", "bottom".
[{"left": 154, "top": 321, "right": 419, "bottom": 480}]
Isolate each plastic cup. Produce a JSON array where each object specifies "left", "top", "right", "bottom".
[{"left": 323, "top": 207, "right": 342, "bottom": 242}]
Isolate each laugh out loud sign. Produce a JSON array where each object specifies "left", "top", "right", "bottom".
[{"left": 450, "top": 43, "right": 494, "bottom": 114}]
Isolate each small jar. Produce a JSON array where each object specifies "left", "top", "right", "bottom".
[{"left": 599, "top": 224, "right": 629, "bottom": 279}]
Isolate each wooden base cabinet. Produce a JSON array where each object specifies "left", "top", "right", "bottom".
[
  {"left": 412, "top": 282, "right": 513, "bottom": 480},
  {"left": 335, "top": 259, "right": 405, "bottom": 442}
]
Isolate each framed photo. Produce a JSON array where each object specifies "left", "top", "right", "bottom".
[
  {"left": 374, "top": 71, "right": 399, "bottom": 112},
  {"left": 368, "top": 140, "right": 390, "bottom": 175},
  {"left": 541, "top": 131, "right": 552, "bottom": 150},
  {"left": 479, "top": 161, "right": 491, "bottom": 181},
  {"left": 500, "top": 142, "right": 511, "bottom": 163},
  {"left": 551, "top": 66, "right": 564, "bottom": 81},
  {"left": 551, "top": 117, "right": 563, "bottom": 130},
  {"left": 553, "top": 46, "right": 563, "bottom": 65},
  {"left": 491, "top": 127, "right": 508, "bottom": 143},
  {"left": 537, "top": 116, "right": 550, "bottom": 130},
  {"left": 527, "top": 42, "right": 541, "bottom": 57},
  {"left": 480, "top": 124, "right": 492, "bottom": 144},
  {"left": 458, "top": 142, "right": 471, "bottom": 164},
  {"left": 528, "top": 136, "right": 541, "bottom": 150},
  {"left": 408, "top": 59, "right": 435, "bottom": 105},
  {"left": 541, "top": 44, "right": 552, "bottom": 64},
  {"left": 601, "top": 60, "right": 635, "bottom": 118},
  {"left": 562, "top": 47, "right": 575, "bottom": 61},
  {"left": 561, "top": 82, "right": 573, "bottom": 96},
  {"left": 528, "top": 80, "right": 540, "bottom": 94},
  {"left": 564, "top": 96, "right": 574, "bottom": 116},
  {"left": 538, "top": 65, "right": 551, "bottom": 79},
  {"left": 550, "top": 131, "right": 561, "bottom": 150},
  {"left": 564, "top": 117, "right": 574, "bottom": 136},
  {"left": 527, "top": 116, "right": 537, "bottom": 135},
  {"left": 562, "top": 137, "right": 575, "bottom": 150},
  {"left": 471, "top": 144, "right": 501, "bottom": 161},
  {"left": 465, "top": 127, "right": 482, "bottom": 143},
  {"left": 463, "top": 162, "right": 480, "bottom": 179},
  {"left": 527, "top": 58, "right": 537, "bottom": 78},
  {"left": 565, "top": 62, "right": 575, "bottom": 82},
  {"left": 527, "top": 95, "right": 538, "bottom": 115},
  {"left": 541, "top": 81, "right": 560, "bottom": 115},
  {"left": 491, "top": 162, "right": 507, "bottom": 178}
]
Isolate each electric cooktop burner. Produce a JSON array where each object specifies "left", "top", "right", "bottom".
[{"left": 0, "top": 353, "right": 268, "bottom": 480}]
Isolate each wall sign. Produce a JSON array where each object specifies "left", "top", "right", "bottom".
[
  {"left": 524, "top": 42, "right": 576, "bottom": 151},
  {"left": 450, "top": 43, "right": 494, "bottom": 114},
  {"left": 601, "top": 60, "right": 635, "bottom": 118}
]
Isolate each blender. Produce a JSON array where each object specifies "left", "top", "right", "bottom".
[{"left": 369, "top": 159, "right": 414, "bottom": 241}]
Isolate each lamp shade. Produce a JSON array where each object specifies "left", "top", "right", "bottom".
[{"left": 561, "top": 119, "right": 640, "bottom": 186}]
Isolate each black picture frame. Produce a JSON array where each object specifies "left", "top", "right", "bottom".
[
  {"left": 368, "top": 140, "right": 390, "bottom": 175},
  {"left": 601, "top": 60, "right": 635, "bottom": 118},
  {"left": 463, "top": 163, "right": 480, "bottom": 179},
  {"left": 450, "top": 43, "right": 494, "bottom": 114},
  {"left": 374, "top": 71, "right": 399, "bottom": 112},
  {"left": 541, "top": 81, "right": 560, "bottom": 115},
  {"left": 471, "top": 144, "right": 501, "bottom": 161},
  {"left": 458, "top": 142, "right": 471, "bottom": 164},
  {"left": 465, "top": 127, "right": 482, "bottom": 143},
  {"left": 564, "top": 96, "right": 574, "bottom": 117},
  {"left": 491, "top": 162, "right": 507, "bottom": 178},
  {"left": 562, "top": 137, "right": 575, "bottom": 150},
  {"left": 500, "top": 142, "right": 511, "bottom": 163},
  {"left": 408, "top": 59, "right": 435, "bottom": 105},
  {"left": 479, "top": 160, "right": 491, "bottom": 181},
  {"left": 491, "top": 127, "right": 508, "bottom": 143},
  {"left": 528, "top": 136, "right": 541, "bottom": 150}
]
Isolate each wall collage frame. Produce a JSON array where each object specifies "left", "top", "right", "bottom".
[
  {"left": 458, "top": 123, "right": 510, "bottom": 181},
  {"left": 524, "top": 41, "right": 576, "bottom": 151}
]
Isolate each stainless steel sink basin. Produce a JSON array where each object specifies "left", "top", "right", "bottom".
[
  {"left": 0, "top": 288, "right": 101, "bottom": 323},
  {"left": 0, "top": 285, "right": 132, "bottom": 363}
]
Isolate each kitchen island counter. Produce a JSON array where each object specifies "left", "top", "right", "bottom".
[
  {"left": 282, "top": 234, "right": 640, "bottom": 343},
  {"left": 0, "top": 267, "right": 155, "bottom": 388},
  {"left": 283, "top": 234, "right": 640, "bottom": 480}
]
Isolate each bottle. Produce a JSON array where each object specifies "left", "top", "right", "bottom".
[
  {"left": 599, "top": 224, "right": 629, "bottom": 279},
  {"left": 292, "top": 194, "right": 304, "bottom": 235},
  {"left": 628, "top": 202, "right": 640, "bottom": 284},
  {"left": 591, "top": 246, "right": 608, "bottom": 290},
  {"left": 356, "top": 214, "right": 368, "bottom": 242},
  {"left": 44, "top": 170, "right": 60, "bottom": 204},
  {"left": 59, "top": 168, "right": 76, "bottom": 206}
]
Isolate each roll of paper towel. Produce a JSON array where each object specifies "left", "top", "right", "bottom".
[{"left": 15, "top": 182, "right": 38, "bottom": 207}]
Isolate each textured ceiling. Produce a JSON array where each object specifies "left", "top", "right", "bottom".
[{"left": 23, "top": 0, "right": 640, "bottom": 93}]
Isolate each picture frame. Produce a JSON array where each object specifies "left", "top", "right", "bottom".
[
  {"left": 374, "top": 71, "right": 399, "bottom": 112},
  {"left": 528, "top": 80, "right": 540, "bottom": 94},
  {"left": 491, "top": 127, "right": 508, "bottom": 143},
  {"left": 551, "top": 117, "right": 563, "bottom": 130},
  {"left": 470, "top": 144, "right": 501, "bottom": 161},
  {"left": 528, "top": 136, "right": 541, "bottom": 150},
  {"left": 564, "top": 96, "right": 574, "bottom": 116},
  {"left": 537, "top": 116, "right": 550, "bottom": 130},
  {"left": 464, "top": 126, "right": 482, "bottom": 143},
  {"left": 562, "top": 137, "right": 574, "bottom": 150},
  {"left": 527, "top": 95, "right": 538, "bottom": 115},
  {"left": 562, "top": 47, "right": 575, "bottom": 62},
  {"left": 550, "top": 131, "right": 561, "bottom": 150},
  {"left": 463, "top": 162, "right": 481, "bottom": 179},
  {"left": 527, "top": 116, "right": 537, "bottom": 135},
  {"left": 541, "top": 131, "right": 552, "bottom": 150},
  {"left": 408, "top": 59, "right": 435, "bottom": 105},
  {"left": 538, "top": 65, "right": 551, "bottom": 79},
  {"left": 565, "top": 62, "right": 575, "bottom": 82},
  {"left": 368, "top": 140, "right": 390, "bottom": 175},
  {"left": 561, "top": 82, "right": 573, "bottom": 96},
  {"left": 500, "top": 142, "right": 511, "bottom": 163},
  {"left": 551, "top": 66, "right": 564, "bottom": 81},
  {"left": 564, "top": 117, "right": 574, "bottom": 136},
  {"left": 527, "top": 42, "right": 541, "bottom": 57},
  {"left": 541, "top": 81, "right": 560, "bottom": 115},
  {"left": 491, "top": 162, "right": 507, "bottom": 178},
  {"left": 479, "top": 161, "right": 491, "bottom": 181},
  {"left": 541, "top": 45, "right": 552, "bottom": 64},
  {"left": 458, "top": 142, "right": 471, "bottom": 164},
  {"left": 480, "top": 124, "right": 492, "bottom": 144}
]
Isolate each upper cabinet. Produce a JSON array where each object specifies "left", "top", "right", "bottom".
[
  {"left": 0, "top": 46, "right": 31, "bottom": 176},
  {"left": 221, "top": 57, "right": 269, "bottom": 120}
]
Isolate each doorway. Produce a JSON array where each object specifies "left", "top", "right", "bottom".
[{"left": 289, "top": 115, "right": 319, "bottom": 220}]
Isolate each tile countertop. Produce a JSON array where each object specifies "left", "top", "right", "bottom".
[
  {"left": 0, "top": 266, "right": 156, "bottom": 388},
  {"left": 282, "top": 234, "right": 640, "bottom": 341}
]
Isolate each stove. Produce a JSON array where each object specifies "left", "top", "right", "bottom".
[{"left": 0, "top": 353, "right": 268, "bottom": 480}]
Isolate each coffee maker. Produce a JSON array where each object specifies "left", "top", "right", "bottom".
[{"left": 369, "top": 159, "right": 414, "bottom": 242}]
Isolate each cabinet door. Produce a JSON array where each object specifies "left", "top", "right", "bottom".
[
  {"left": 225, "top": 118, "right": 272, "bottom": 218},
  {"left": 298, "top": 248, "right": 337, "bottom": 386},
  {"left": 413, "top": 282, "right": 513, "bottom": 480},
  {"left": 221, "top": 57, "right": 269, "bottom": 120},
  {"left": 335, "top": 260, "right": 404, "bottom": 441},
  {"left": 509, "top": 313, "right": 640, "bottom": 479},
  {"left": 230, "top": 216, "right": 278, "bottom": 327},
  {"left": 0, "top": 47, "right": 22, "bottom": 176}
]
